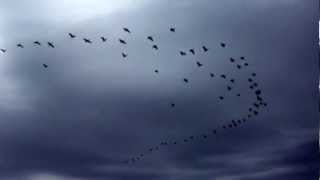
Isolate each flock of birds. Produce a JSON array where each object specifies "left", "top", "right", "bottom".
[{"left": 0, "top": 27, "right": 268, "bottom": 165}]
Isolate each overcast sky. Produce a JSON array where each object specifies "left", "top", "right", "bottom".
[{"left": 0, "top": 0, "right": 318, "bottom": 180}]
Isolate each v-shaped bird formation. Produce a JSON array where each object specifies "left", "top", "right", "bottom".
[{"left": 0, "top": 26, "right": 268, "bottom": 165}]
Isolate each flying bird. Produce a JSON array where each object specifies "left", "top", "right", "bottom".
[
  {"left": 101, "top": 37, "right": 107, "bottom": 42},
  {"left": 152, "top": 45, "right": 159, "bottom": 50},
  {"left": 17, "top": 43, "right": 24, "bottom": 48},
  {"left": 119, "top": 39, "right": 127, "bottom": 44},
  {"left": 0, "top": 49, "right": 6, "bottom": 53},
  {"left": 252, "top": 73, "right": 256, "bottom": 77},
  {"left": 244, "top": 62, "right": 249, "bottom": 66},
  {"left": 202, "top": 46, "right": 209, "bottom": 52},
  {"left": 220, "top": 43, "right": 226, "bottom": 47},
  {"left": 189, "top": 49, "right": 195, "bottom": 55},
  {"left": 220, "top": 74, "right": 226, "bottom": 79},
  {"left": 122, "top": 53, "right": 128, "bottom": 58},
  {"left": 196, "top": 61, "right": 203, "bottom": 67},
  {"left": 47, "top": 42, "right": 55, "bottom": 48},
  {"left": 236, "top": 64, "right": 242, "bottom": 69},
  {"left": 42, "top": 64, "right": 48, "bottom": 68},
  {"left": 237, "top": 93, "right": 241, "bottom": 97},
  {"left": 154, "top": 69, "right": 159, "bottom": 74},
  {"left": 123, "top": 27, "right": 131, "bottom": 33},
  {"left": 230, "top": 79, "right": 235, "bottom": 83},
  {"left": 248, "top": 78, "right": 253, "bottom": 82},
  {"left": 227, "top": 86, "right": 232, "bottom": 91},
  {"left": 240, "top": 56, "right": 245, "bottom": 60},
  {"left": 180, "top": 51, "right": 186, "bottom": 56},
  {"left": 183, "top": 78, "right": 189, "bottom": 83},
  {"left": 68, "top": 33, "right": 76, "bottom": 38},
  {"left": 255, "top": 89, "right": 262, "bottom": 95},
  {"left": 33, "top": 41, "right": 41, "bottom": 46},
  {"left": 147, "top": 36, "right": 154, "bottom": 41},
  {"left": 219, "top": 96, "right": 224, "bottom": 100},
  {"left": 210, "top": 73, "right": 215, "bottom": 78},
  {"left": 230, "top": 58, "right": 235, "bottom": 63},
  {"left": 170, "top": 27, "right": 176, "bottom": 32},
  {"left": 171, "top": 103, "right": 175, "bottom": 107},
  {"left": 83, "top": 38, "right": 92, "bottom": 43}
]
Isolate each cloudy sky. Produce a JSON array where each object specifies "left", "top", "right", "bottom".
[{"left": 0, "top": 0, "right": 318, "bottom": 179}]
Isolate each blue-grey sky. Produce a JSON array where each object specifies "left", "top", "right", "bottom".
[{"left": 0, "top": 0, "right": 318, "bottom": 179}]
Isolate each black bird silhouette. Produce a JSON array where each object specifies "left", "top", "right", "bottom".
[
  {"left": 173, "top": 141, "right": 177, "bottom": 145},
  {"left": 122, "top": 53, "right": 128, "bottom": 58},
  {"left": 255, "top": 89, "right": 262, "bottom": 96},
  {"left": 230, "top": 58, "right": 235, "bottom": 63},
  {"left": 147, "top": 36, "right": 154, "bottom": 42},
  {"left": 68, "top": 33, "right": 76, "bottom": 38},
  {"left": 252, "top": 73, "right": 256, "bottom": 77},
  {"left": 248, "top": 78, "right": 253, "bottom": 82},
  {"left": 171, "top": 103, "right": 175, "bottom": 107},
  {"left": 119, "top": 39, "right": 127, "bottom": 44},
  {"left": 240, "top": 56, "right": 245, "bottom": 60},
  {"left": 236, "top": 64, "right": 242, "bottom": 69},
  {"left": 253, "top": 111, "right": 259, "bottom": 116},
  {"left": 196, "top": 61, "right": 203, "bottom": 67},
  {"left": 183, "top": 78, "right": 189, "bottom": 83},
  {"left": 227, "top": 86, "right": 232, "bottom": 91},
  {"left": 244, "top": 62, "right": 249, "bottom": 66},
  {"left": 47, "top": 42, "right": 55, "bottom": 48},
  {"left": 123, "top": 27, "right": 131, "bottom": 33},
  {"left": 253, "top": 82, "right": 258, "bottom": 87},
  {"left": 202, "top": 134, "right": 208, "bottom": 139},
  {"left": 220, "top": 43, "right": 226, "bottom": 47},
  {"left": 180, "top": 51, "right": 186, "bottom": 56},
  {"left": 0, "top": 49, "right": 6, "bottom": 53},
  {"left": 170, "top": 27, "right": 176, "bottom": 32},
  {"left": 220, "top": 74, "right": 226, "bottom": 79},
  {"left": 83, "top": 38, "right": 92, "bottom": 43},
  {"left": 202, "top": 46, "right": 208, "bottom": 52},
  {"left": 152, "top": 45, "right": 159, "bottom": 50},
  {"left": 154, "top": 69, "right": 159, "bottom": 73},
  {"left": 219, "top": 96, "right": 224, "bottom": 100},
  {"left": 33, "top": 41, "right": 41, "bottom": 46},
  {"left": 210, "top": 73, "right": 215, "bottom": 78},
  {"left": 250, "top": 85, "right": 254, "bottom": 89},
  {"left": 183, "top": 139, "right": 188, "bottom": 143},
  {"left": 42, "top": 64, "right": 48, "bottom": 68},
  {"left": 212, "top": 130, "right": 217, "bottom": 134},
  {"left": 101, "top": 37, "right": 107, "bottom": 42},
  {"left": 189, "top": 49, "right": 195, "bottom": 55},
  {"left": 237, "top": 93, "right": 241, "bottom": 97},
  {"left": 17, "top": 43, "right": 24, "bottom": 48},
  {"left": 189, "top": 136, "right": 194, "bottom": 140},
  {"left": 230, "top": 79, "right": 235, "bottom": 83}
]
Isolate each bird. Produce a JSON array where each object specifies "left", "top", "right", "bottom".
[
  {"left": 47, "top": 42, "right": 55, "bottom": 48},
  {"left": 183, "top": 139, "right": 188, "bottom": 143},
  {"left": 220, "top": 43, "right": 226, "bottom": 47},
  {"left": 202, "top": 134, "right": 208, "bottom": 139},
  {"left": 68, "top": 33, "right": 76, "bottom": 38},
  {"left": 147, "top": 36, "right": 154, "bottom": 42},
  {"left": 171, "top": 103, "right": 175, "bottom": 107},
  {"left": 189, "top": 136, "right": 194, "bottom": 140},
  {"left": 220, "top": 74, "right": 226, "bottom": 79},
  {"left": 230, "top": 79, "right": 235, "bottom": 83},
  {"left": 230, "top": 58, "right": 235, "bottom": 63},
  {"left": 252, "top": 73, "right": 256, "bottom": 77},
  {"left": 248, "top": 78, "right": 253, "bottom": 82},
  {"left": 119, "top": 39, "right": 127, "bottom": 44},
  {"left": 101, "top": 37, "right": 107, "bottom": 42},
  {"left": 170, "top": 27, "right": 176, "bottom": 32},
  {"left": 255, "top": 90, "right": 262, "bottom": 96},
  {"left": 17, "top": 43, "right": 24, "bottom": 48},
  {"left": 227, "top": 86, "right": 232, "bottom": 91},
  {"left": 212, "top": 130, "right": 217, "bottom": 134},
  {"left": 253, "top": 82, "right": 258, "bottom": 87},
  {"left": 173, "top": 141, "right": 177, "bottom": 145},
  {"left": 154, "top": 69, "right": 159, "bottom": 74},
  {"left": 228, "top": 124, "right": 233, "bottom": 128},
  {"left": 202, "top": 46, "right": 208, "bottom": 52},
  {"left": 253, "top": 111, "right": 259, "bottom": 116},
  {"left": 33, "top": 41, "right": 41, "bottom": 46},
  {"left": 249, "top": 108, "right": 253, "bottom": 112},
  {"left": 244, "top": 62, "right": 249, "bottom": 66},
  {"left": 123, "top": 27, "right": 131, "bottom": 33},
  {"left": 250, "top": 85, "right": 254, "bottom": 89},
  {"left": 236, "top": 64, "right": 242, "bottom": 69},
  {"left": 196, "top": 61, "right": 203, "bottom": 67},
  {"left": 122, "top": 53, "right": 128, "bottom": 58},
  {"left": 152, "top": 45, "right": 159, "bottom": 50},
  {"left": 0, "top": 49, "right": 6, "bottom": 53},
  {"left": 210, "top": 73, "right": 215, "bottom": 78},
  {"left": 219, "top": 96, "right": 224, "bottom": 100},
  {"left": 237, "top": 93, "right": 241, "bottom": 97},
  {"left": 180, "top": 51, "right": 186, "bottom": 56},
  {"left": 183, "top": 78, "right": 189, "bottom": 83},
  {"left": 189, "top": 49, "right": 195, "bottom": 55},
  {"left": 42, "top": 64, "right": 48, "bottom": 68},
  {"left": 240, "top": 56, "right": 245, "bottom": 60},
  {"left": 83, "top": 38, "right": 92, "bottom": 43}
]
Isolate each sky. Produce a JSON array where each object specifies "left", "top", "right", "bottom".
[{"left": 0, "top": 0, "right": 319, "bottom": 179}]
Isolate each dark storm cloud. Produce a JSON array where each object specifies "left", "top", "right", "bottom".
[{"left": 0, "top": 0, "right": 318, "bottom": 179}]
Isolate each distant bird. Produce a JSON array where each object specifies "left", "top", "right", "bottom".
[
  {"left": 244, "top": 62, "right": 249, "bottom": 66},
  {"left": 249, "top": 108, "right": 253, "bottom": 112},
  {"left": 154, "top": 69, "right": 159, "bottom": 74},
  {"left": 152, "top": 45, "right": 159, "bottom": 50},
  {"left": 202, "top": 134, "right": 208, "bottom": 139},
  {"left": 189, "top": 136, "right": 194, "bottom": 140},
  {"left": 171, "top": 103, "right": 175, "bottom": 107},
  {"left": 222, "top": 125, "right": 226, "bottom": 129},
  {"left": 237, "top": 93, "right": 241, "bottom": 97},
  {"left": 253, "top": 111, "right": 259, "bottom": 116},
  {"left": 252, "top": 73, "right": 256, "bottom": 77},
  {"left": 253, "top": 82, "right": 258, "bottom": 87},
  {"left": 183, "top": 139, "right": 188, "bottom": 143},
  {"left": 119, "top": 39, "right": 127, "bottom": 44},
  {"left": 47, "top": 42, "right": 55, "bottom": 48},
  {"left": 248, "top": 78, "right": 253, "bottom": 82},
  {"left": 183, "top": 78, "right": 189, "bottom": 83},
  {"left": 147, "top": 36, "right": 154, "bottom": 42},
  {"left": 210, "top": 73, "right": 215, "bottom": 78},
  {"left": 173, "top": 141, "right": 177, "bottom": 145},
  {"left": 249, "top": 85, "right": 254, "bottom": 89},
  {"left": 68, "top": 33, "right": 76, "bottom": 38},
  {"left": 42, "top": 64, "right": 48, "bottom": 68},
  {"left": 180, "top": 51, "right": 186, "bottom": 56},
  {"left": 202, "top": 46, "right": 208, "bottom": 52},
  {"left": 123, "top": 27, "right": 131, "bottom": 33},
  {"left": 253, "top": 103, "right": 260, "bottom": 108},
  {"left": 189, "top": 49, "right": 195, "bottom": 55},
  {"left": 230, "top": 58, "right": 235, "bottom": 63},
  {"left": 227, "top": 86, "right": 232, "bottom": 91},
  {"left": 83, "top": 38, "right": 92, "bottom": 43},
  {"left": 219, "top": 96, "right": 224, "bottom": 100},
  {"left": 17, "top": 43, "right": 24, "bottom": 48},
  {"left": 149, "top": 148, "right": 153, "bottom": 152},
  {"left": 196, "top": 61, "right": 203, "bottom": 67},
  {"left": 33, "top": 41, "right": 41, "bottom": 46},
  {"left": 0, "top": 49, "right": 6, "bottom": 53},
  {"left": 236, "top": 64, "right": 242, "bottom": 69},
  {"left": 255, "top": 90, "right": 262, "bottom": 96},
  {"left": 212, "top": 130, "right": 217, "bottom": 134},
  {"left": 257, "top": 96, "right": 263, "bottom": 101},
  {"left": 237, "top": 120, "right": 242, "bottom": 124},
  {"left": 220, "top": 74, "right": 226, "bottom": 79},
  {"left": 122, "top": 53, "right": 128, "bottom": 58},
  {"left": 101, "top": 37, "right": 107, "bottom": 42},
  {"left": 228, "top": 124, "right": 233, "bottom": 128},
  {"left": 240, "top": 56, "right": 245, "bottom": 60},
  {"left": 220, "top": 43, "right": 226, "bottom": 47},
  {"left": 170, "top": 27, "right": 176, "bottom": 32},
  {"left": 230, "top": 79, "right": 235, "bottom": 83}
]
